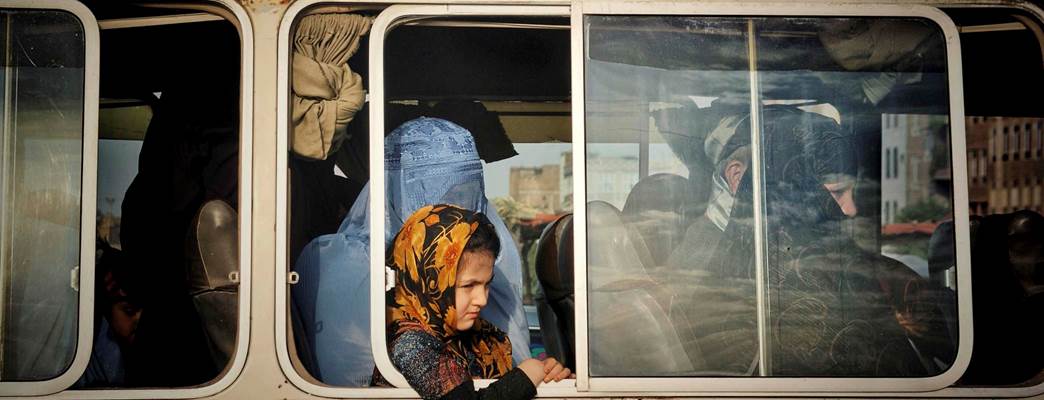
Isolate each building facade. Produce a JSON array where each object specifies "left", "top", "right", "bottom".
[{"left": 967, "top": 116, "right": 1044, "bottom": 216}]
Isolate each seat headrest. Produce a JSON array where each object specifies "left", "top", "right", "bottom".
[
  {"left": 559, "top": 216, "right": 574, "bottom": 290},
  {"left": 587, "top": 201, "right": 653, "bottom": 288},
  {"left": 536, "top": 214, "right": 573, "bottom": 300},
  {"left": 623, "top": 173, "right": 700, "bottom": 217},
  {"left": 1008, "top": 210, "right": 1044, "bottom": 284},
  {"left": 187, "top": 200, "right": 239, "bottom": 293},
  {"left": 622, "top": 173, "right": 700, "bottom": 266}
]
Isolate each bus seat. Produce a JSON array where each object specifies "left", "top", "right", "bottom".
[
  {"left": 928, "top": 220, "right": 958, "bottom": 290},
  {"left": 185, "top": 200, "right": 239, "bottom": 372},
  {"left": 586, "top": 200, "right": 694, "bottom": 375},
  {"left": 926, "top": 220, "right": 961, "bottom": 361},
  {"left": 588, "top": 201, "right": 654, "bottom": 289},
  {"left": 535, "top": 214, "right": 574, "bottom": 368},
  {"left": 590, "top": 282, "right": 694, "bottom": 375},
  {"left": 622, "top": 173, "right": 700, "bottom": 268}
]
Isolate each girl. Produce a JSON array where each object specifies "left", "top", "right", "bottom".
[{"left": 375, "top": 205, "right": 569, "bottom": 399}]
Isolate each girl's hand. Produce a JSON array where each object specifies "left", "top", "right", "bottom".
[
  {"left": 518, "top": 358, "right": 546, "bottom": 387},
  {"left": 541, "top": 357, "right": 572, "bottom": 383}
]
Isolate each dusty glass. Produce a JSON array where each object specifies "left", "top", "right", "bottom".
[
  {"left": 0, "top": 9, "right": 86, "bottom": 382},
  {"left": 584, "top": 15, "right": 958, "bottom": 378}
]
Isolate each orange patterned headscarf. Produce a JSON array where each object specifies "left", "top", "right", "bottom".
[{"left": 385, "top": 204, "right": 513, "bottom": 378}]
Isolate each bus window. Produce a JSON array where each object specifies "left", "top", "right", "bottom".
[
  {"left": 582, "top": 8, "right": 965, "bottom": 391},
  {"left": 0, "top": 3, "right": 96, "bottom": 395},
  {"left": 286, "top": 9, "right": 573, "bottom": 390},
  {"left": 379, "top": 16, "right": 572, "bottom": 387},
  {"left": 945, "top": 7, "right": 1044, "bottom": 388},
  {"left": 73, "top": 6, "right": 244, "bottom": 391}
]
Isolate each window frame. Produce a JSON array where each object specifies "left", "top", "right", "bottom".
[
  {"left": 274, "top": 2, "right": 578, "bottom": 398},
  {"left": 366, "top": 3, "right": 578, "bottom": 397},
  {"left": 48, "top": 1, "right": 255, "bottom": 398},
  {"left": 572, "top": 0, "right": 974, "bottom": 394},
  {"left": 0, "top": 0, "right": 98, "bottom": 395}
]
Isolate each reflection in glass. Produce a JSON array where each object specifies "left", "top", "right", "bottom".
[
  {"left": 0, "top": 10, "right": 86, "bottom": 381},
  {"left": 585, "top": 15, "right": 957, "bottom": 377}
]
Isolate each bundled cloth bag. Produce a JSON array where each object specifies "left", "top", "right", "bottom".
[{"left": 292, "top": 13, "right": 371, "bottom": 160}]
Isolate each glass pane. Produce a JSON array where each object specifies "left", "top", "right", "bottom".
[
  {"left": 0, "top": 9, "right": 86, "bottom": 382},
  {"left": 485, "top": 140, "right": 573, "bottom": 362},
  {"left": 584, "top": 15, "right": 958, "bottom": 378}
]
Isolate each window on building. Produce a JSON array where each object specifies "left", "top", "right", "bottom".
[
  {"left": 886, "top": 147, "right": 893, "bottom": 178},
  {"left": 992, "top": 127, "right": 1000, "bottom": 161},
  {"left": 1024, "top": 124, "right": 1032, "bottom": 157},
  {"left": 1015, "top": 125, "right": 1022, "bottom": 159},
  {"left": 1031, "top": 123, "right": 1039, "bottom": 157},
  {"left": 977, "top": 150, "right": 985, "bottom": 177},
  {"left": 893, "top": 148, "right": 900, "bottom": 179},
  {"left": 1003, "top": 128, "right": 1010, "bottom": 160}
]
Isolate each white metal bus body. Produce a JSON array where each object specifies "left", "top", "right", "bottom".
[{"left": 0, "top": 0, "right": 1042, "bottom": 398}]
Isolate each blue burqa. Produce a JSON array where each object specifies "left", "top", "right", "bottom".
[{"left": 291, "top": 117, "right": 529, "bottom": 386}]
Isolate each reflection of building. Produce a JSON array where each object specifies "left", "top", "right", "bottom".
[
  {"left": 560, "top": 152, "right": 572, "bottom": 210},
  {"left": 881, "top": 114, "right": 951, "bottom": 224},
  {"left": 967, "top": 117, "right": 1044, "bottom": 215},
  {"left": 509, "top": 165, "right": 561, "bottom": 214},
  {"left": 585, "top": 149, "right": 691, "bottom": 210},
  {"left": 587, "top": 155, "right": 640, "bottom": 210}
]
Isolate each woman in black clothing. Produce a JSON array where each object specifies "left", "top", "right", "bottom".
[{"left": 373, "top": 204, "right": 570, "bottom": 399}]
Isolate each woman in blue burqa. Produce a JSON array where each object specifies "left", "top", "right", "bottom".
[{"left": 291, "top": 117, "right": 529, "bottom": 386}]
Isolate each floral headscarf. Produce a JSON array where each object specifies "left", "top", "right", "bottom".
[{"left": 386, "top": 204, "right": 513, "bottom": 379}]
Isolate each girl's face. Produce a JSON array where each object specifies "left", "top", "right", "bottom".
[{"left": 454, "top": 250, "right": 494, "bottom": 331}]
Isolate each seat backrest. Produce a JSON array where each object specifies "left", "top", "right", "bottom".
[
  {"left": 537, "top": 214, "right": 573, "bottom": 301},
  {"left": 535, "top": 214, "right": 574, "bottom": 369},
  {"left": 585, "top": 200, "right": 694, "bottom": 374},
  {"left": 186, "top": 199, "right": 239, "bottom": 372},
  {"left": 622, "top": 173, "right": 700, "bottom": 268},
  {"left": 589, "top": 284, "right": 694, "bottom": 375},
  {"left": 588, "top": 200, "right": 654, "bottom": 288}
]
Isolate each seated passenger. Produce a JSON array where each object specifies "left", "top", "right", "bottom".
[
  {"left": 292, "top": 117, "right": 530, "bottom": 386},
  {"left": 667, "top": 105, "right": 858, "bottom": 278},
  {"left": 678, "top": 107, "right": 927, "bottom": 376},
  {"left": 372, "top": 205, "right": 568, "bottom": 398},
  {"left": 76, "top": 245, "right": 142, "bottom": 387},
  {"left": 665, "top": 111, "right": 749, "bottom": 276},
  {"left": 961, "top": 210, "right": 1044, "bottom": 385}
]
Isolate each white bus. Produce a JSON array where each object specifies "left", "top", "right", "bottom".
[{"left": 0, "top": 0, "right": 1043, "bottom": 398}]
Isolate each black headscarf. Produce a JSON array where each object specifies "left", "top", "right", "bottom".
[{"left": 691, "top": 107, "right": 923, "bottom": 376}]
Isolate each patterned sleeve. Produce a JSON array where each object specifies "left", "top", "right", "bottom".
[
  {"left": 390, "top": 330, "right": 470, "bottom": 400},
  {"left": 390, "top": 330, "right": 537, "bottom": 400}
]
